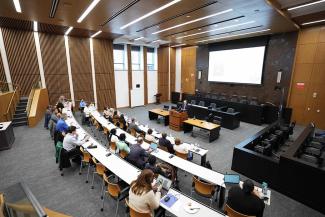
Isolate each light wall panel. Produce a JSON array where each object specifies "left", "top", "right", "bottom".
[
  {"left": 92, "top": 38, "right": 116, "bottom": 110},
  {"left": 2, "top": 28, "right": 40, "bottom": 96},
  {"left": 157, "top": 47, "right": 169, "bottom": 102},
  {"left": 39, "top": 33, "right": 70, "bottom": 105},
  {"left": 68, "top": 37, "right": 94, "bottom": 107}
]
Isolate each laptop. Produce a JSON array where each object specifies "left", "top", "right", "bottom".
[
  {"left": 224, "top": 174, "right": 240, "bottom": 184},
  {"left": 156, "top": 175, "right": 172, "bottom": 196},
  {"left": 150, "top": 143, "right": 158, "bottom": 150}
]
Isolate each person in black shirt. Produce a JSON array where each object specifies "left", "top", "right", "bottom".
[
  {"left": 158, "top": 133, "right": 174, "bottom": 154},
  {"left": 127, "top": 138, "right": 148, "bottom": 169},
  {"left": 145, "top": 155, "right": 166, "bottom": 177},
  {"left": 226, "top": 179, "right": 265, "bottom": 217}
]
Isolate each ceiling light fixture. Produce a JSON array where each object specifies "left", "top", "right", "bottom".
[
  {"left": 152, "top": 9, "right": 233, "bottom": 34},
  {"left": 91, "top": 30, "right": 102, "bottom": 38},
  {"left": 134, "top": 36, "right": 144, "bottom": 41},
  {"left": 177, "top": 21, "right": 255, "bottom": 39},
  {"left": 152, "top": 39, "right": 160, "bottom": 43},
  {"left": 287, "top": 0, "right": 325, "bottom": 11},
  {"left": 33, "top": 21, "right": 38, "bottom": 32},
  {"left": 77, "top": 0, "right": 101, "bottom": 23},
  {"left": 196, "top": 29, "right": 271, "bottom": 43},
  {"left": 301, "top": 19, "right": 325, "bottom": 25},
  {"left": 171, "top": 43, "right": 186, "bottom": 47},
  {"left": 13, "top": 0, "right": 22, "bottom": 13},
  {"left": 120, "top": 0, "right": 181, "bottom": 29},
  {"left": 65, "top": 27, "right": 73, "bottom": 35}
]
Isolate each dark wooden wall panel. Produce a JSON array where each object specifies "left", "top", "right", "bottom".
[
  {"left": 2, "top": 28, "right": 40, "bottom": 96},
  {"left": 39, "top": 33, "right": 70, "bottom": 105},
  {"left": 0, "top": 51, "right": 5, "bottom": 82},
  {"left": 93, "top": 39, "right": 116, "bottom": 110},
  {"left": 170, "top": 48, "right": 176, "bottom": 92},
  {"left": 196, "top": 32, "right": 298, "bottom": 105},
  {"left": 69, "top": 37, "right": 93, "bottom": 107},
  {"left": 158, "top": 47, "right": 169, "bottom": 102}
]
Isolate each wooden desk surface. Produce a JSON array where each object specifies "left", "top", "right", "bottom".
[
  {"left": 149, "top": 109, "right": 169, "bottom": 116},
  {"left": 183, "top": 118, "right": 220, "bottom": 130}
]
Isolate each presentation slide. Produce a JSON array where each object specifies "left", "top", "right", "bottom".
[{"left": 208, "top": 46, "right": 266, "bottom": 84}]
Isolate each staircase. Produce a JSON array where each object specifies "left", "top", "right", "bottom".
[{"left": 12, "top": 97, "right": 28, "bottom": 127}]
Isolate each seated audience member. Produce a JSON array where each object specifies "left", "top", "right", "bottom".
[
  {"left": 116, "top": 133, "right": 130, "bottom": 154},
  {"left": 206, "top": 113, "right": 214, "bottom": 123},
  {"left": 158, "top": 133, "right": 174, "bottom": 154},
  {"left": 63, "top": 126, "right": 89, "bottom": 160},
  {"left": 127, "top": 137, "right": 148, "bottom": 169},
  {"left": 145, "top": 155, "right": 167, "bottom": 177},
  {"left": 128, "top": 169, "right": 163, "bottom": 217},
  {"left": 107, "top": 128, "right": 119, "bottom": 143},
  {"left": 103, "top": 107, "right": 110, "bottom": 119},
  {"left": 79, "top": 99, "right": 86, "bottom": 112},
  {"left": 128, "top": 118, "right": 143, "bottom": 134},
  {"left": 44, "top": 105, "right": 52, "bottom": 129},
  {"left": 173, "top": 138, "right": 193, "bottom": 160},
  {"left": 226, "top": 179, "right": 265, "bottom": 217},
  {"left": 56, "top": 113, "right": 69, "bottom": 134},
  {"left": 56, "top": 96, "right": 65, "bottom": 112},
  {"left": 113, "top": 110, "right": 119, "bottom": 120},
  {"left": 145, "top": 129, "right": 157, "bottom": 143},
  {"left": 49, "top": 109, "right": 59, "bottom": 139},
  {"left": 119, "top": 114, "right": 128, "bottom": 131}
]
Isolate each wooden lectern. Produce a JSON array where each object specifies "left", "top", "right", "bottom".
[{"left": 169, "top": 109, "right": 188, "bottom": 131}]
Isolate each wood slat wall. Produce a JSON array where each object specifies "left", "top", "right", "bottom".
[
  {"left": 0, "top": 53, "right": 5, "bottom": 82},
  {"left": 157, "top": 47, "right": 169, "bottom": 102},
  {"left": 39, "top": 33, "right": 70, "bottom": 105},
  {"left": 181, "top": 47, "right": 196, "bottom": 94},
  {"left": 1, "top": 28, "right": 40, "bottom": 96},
  {"left": 92, "top": 38, "right": 116, "bottom": 110},
  {"left": 68, "top": 37, "right": 94, "bottom": 108},
  {"left": 170, "top": 48, "right": 176, "bottom": 92}
]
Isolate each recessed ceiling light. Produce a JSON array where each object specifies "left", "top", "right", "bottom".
[
  {"left": 33, "top": 21, "right": 38, "bottom": 32},
  {"left": 234, "top": 19, "right": 239, "bottom": 22},
  {"left": 186, "top": 15, "right": 191, "bottom": 18},
  {"left": 196, "top": 29, "right": 271, "bottom": 43},
  {"left": 13, "top": 0, "right": 22, "bottom": 13},
  {"left": 134, "top": 36, "right": 144, "bottom": 41},
  {"left": 91, "top": 30, "right": 102, "bottom": 38},
  {"left": 287, "top": 0, "right": 325, "bottom": 11},
  {"left": 152, "top": 9, "right": 233, "bottom": 34},
  {"left": 171, "top": 43, "right": 186, "bottom": 47},
  {"left": 152, "top": 39, "right": 160, "bottom": 43},
  {"left": 301, "top": 19, "right": 325, "bottom": 25},
  {"left": 176, "top": 21, "right": 255, "bottom": 39},
  {"left": 156, "top": 26, "right": 160, "bottom": 29},
  {"left": 77, "top": 0, "right": 100, "bottom": 23},
  {"left": 65, "top": 27, "right": 73, "bottom": 35},
  {"left": 120, "top": 0, "right": 181, "bottom": 29},
  {"left": 198, "top": 28, "right": 201, "bottom": 30}
]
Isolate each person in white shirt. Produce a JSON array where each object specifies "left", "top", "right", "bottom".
[
  {"left": 107, "top": 128, "right": 119, "bottom": 143},
  {"left": 63, "top": 126, "right": 89, "bottom": 158},
  {"left": 173, "top": 138, "right": 189, "bottom": 154},
  {"left": 145, "top": 129, "right": 157, "bottom": 143}
]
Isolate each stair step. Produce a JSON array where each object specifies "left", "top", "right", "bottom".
[
  {"left": 16, "top": 105, "right": 27, "bottom": 110},
  {"left": 13, "top": 116, "right": 28, "bottom": 122},
  {"left": 15, "top": 109, "right": 26, "bottom": 114},
  {"left": 12, "top": 121, "right": 28, "bottom": 127},
  {"left": 18, "top": 101, "right": 28, "bottom": 106},
  {"left": 20, "top": 97, "right": 28, "bottom": 101},
  {"left": 14, "top": 113, "right": 27, "bottom": 118}
]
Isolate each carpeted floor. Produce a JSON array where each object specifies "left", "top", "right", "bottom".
[{"left": 0, "top": 103, "right": 324, "bottom": 217}]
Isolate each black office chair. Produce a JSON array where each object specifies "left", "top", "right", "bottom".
[
  {"left": 212, "top": 116, "right": 222, "bottom": 125},
  {"left": 239, "top": 96, "right": 248, "bottom": 104},
  {"left": 210, "top": 103, "right": 217, "bottom": 110},
  {"left": 211, "top": 94, "right": 219, "bottom": 100},
  {"left": 250, "top": 97, "right": 259, "bottom": 105},
  {"left": 230, "top": 95, "right": 238, "bottom": 102},
  {"left": 190, "top": 100, "right": 196, "bottom": 105},
  {"left": 219, "top": 93, "right": 227, "bottom": 101},
  {"left": 226, "top": 107, "right": 235, "bottom": 113},
  {"left": 198, "top": 101, "right": 205, "bottom": 107},
  {"left": 171, "top": 106, "right": 177, "bottom": 110},
  {"left": 255, "top": 141, "right": 272, "bottom": 156},
  {"left": 163, "top": 105, "right": 170, "bottom": 111}
]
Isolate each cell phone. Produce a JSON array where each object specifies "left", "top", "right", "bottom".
[
  {"left": 106, "top": 153, "right": 111, "bottom": 157},
  {"left": 169, "top": 155, "right": 174, "bottom": 159}
]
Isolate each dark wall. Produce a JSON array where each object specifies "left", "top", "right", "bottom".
[{"left": 196, "top": 32, "right": 298, "bottom": 105}]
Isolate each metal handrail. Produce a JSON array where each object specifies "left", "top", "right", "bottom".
[{"left": 3, "top": 82, "right": 20, "bottom": 121}]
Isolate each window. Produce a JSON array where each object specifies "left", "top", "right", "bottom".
[
  {"left": 113, "top": 44, "right": 125, "bottom": 70},
  {"left": 131, "top": 46, "right": 141, "bottom": 70},
  {"left": 147, "top": 47, "right": 155, "bottom": 70}
]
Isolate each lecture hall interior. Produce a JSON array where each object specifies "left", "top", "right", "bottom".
[{"left": 0, "top": 0, "right": 325, "bottom": 217}]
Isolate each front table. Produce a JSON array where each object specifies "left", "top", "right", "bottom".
[
  {"left": 0, "top": 121, "right": 15, "bottom": 151},
  {"left": 148, "top": 109, "right": 170, "bottom": 126},
  {"left": 183, "top": 118, "right": 220, "bottom": 142}
]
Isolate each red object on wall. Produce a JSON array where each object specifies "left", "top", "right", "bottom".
[{"left": 296, "top": 82, "right": 305, "bottom": 89}]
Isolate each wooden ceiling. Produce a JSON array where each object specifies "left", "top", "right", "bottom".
[
  {"left": 275, "top": 0, "right": 325, "bottom": 27},
  {"left": 0, "top": 0, "right": 300, "bottom": 45}
]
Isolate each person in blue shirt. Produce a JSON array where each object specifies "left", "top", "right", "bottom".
[
  {"left": 79, "top": 99, "right": 86, "bottom": 112},
  {"left": 56, "top": 113, "right": 69, "bottom": 133}
]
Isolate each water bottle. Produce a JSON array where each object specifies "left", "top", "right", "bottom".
[{"left": 262, "top": 182, "right": 268, "bottom": 195}]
